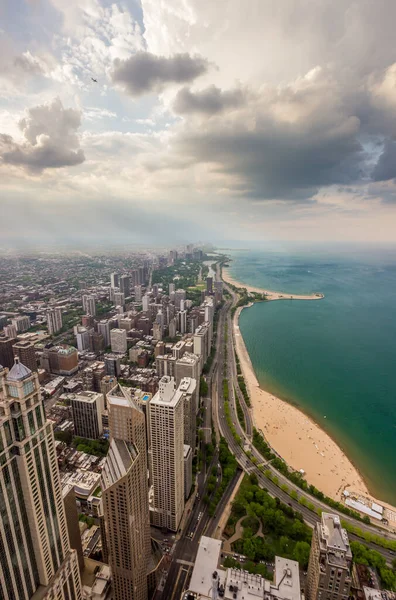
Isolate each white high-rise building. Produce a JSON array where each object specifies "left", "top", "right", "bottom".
[
  {"left": 75, "top": 326, "right": 90, "bottom": 352},
  {"left": 169, "top": 283, "right": 175, "bottom": 295},
  {"left": 110, "top": 328, "right": 127, "bottom": 354},
  {"left": 47, "top": 307, "right": 63, "bottom": 335},
  {"left": 142, "top": 294, "right": 149, "bottom": 312},
  {"left": 110, "top": 272, "right": 120, "bottom": 288},
  {"left": 0, "top": 360, "right": 82, "bottom": 600},
  {"left": 82, "top": 294, "right": 96, "bottom": 316},
  {"left": 149, "top": 376, "right": 184, "bottom": 531},
  {"left": 134, "top": 285, "right": 142, "bottom": 302}
]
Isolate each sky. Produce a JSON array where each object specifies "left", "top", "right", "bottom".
[{"left": 1, "top": 0, "right": 396, "bottom": 248}]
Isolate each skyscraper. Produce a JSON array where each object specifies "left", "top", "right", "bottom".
[
  {"left": 120, "top": 275, "right": 131, "bottom": 298},
  {"left": 306, "top": 513, "right": 352, "bottom": 600},
  {"left": 47, "top": 307, "right": 63, "bottom": 335},
  {"left": 149, "top": 376, "right": 185, "bottom": 531},
  {"left": 0, "top": 360, "right": 82, "bottom": 599},
  {"left": 101, "top": 384, "right": 151, "bottom": 600},
  {"left": 13, "top": 340, "right": 37, "bottom": 372}
]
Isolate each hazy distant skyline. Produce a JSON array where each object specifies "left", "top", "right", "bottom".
[{"left": 1, "top": 0, "right": 396, "bottom": 247}]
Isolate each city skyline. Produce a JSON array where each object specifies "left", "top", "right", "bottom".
[{"left": 1, "top": 1, "right": 396, "bottom": 247}]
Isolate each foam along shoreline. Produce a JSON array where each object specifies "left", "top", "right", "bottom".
[
  {"left": 229, "top": 290, "right": 396, "bottom": 523},
  {"left": 223, "top": 267, "right": 324, "bottom": 301}
]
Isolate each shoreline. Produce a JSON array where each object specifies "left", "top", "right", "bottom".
[
  {"left": 223, "top": 268, "right": 396, "bottom": 519},
  {"left": 223, "top": 267, "right": 324, "bottom": 301}
]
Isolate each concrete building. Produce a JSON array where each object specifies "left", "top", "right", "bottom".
[
  {"left": 110, "top": 272, "right": 120, "bottom": 288},
  {"left": 149, "top": 376, "right": 184, "bottom": 531},
  {"left": 104, "top": 354, "right": 121, "bottom": 377},
  {"left": 120, "top": 274, "right": 131, "bottom": 298},
  {"left": 206, "top": 276, "right": 213, "bottom": 294},
  {"left": 134, "top": 285, "right": 143, "bottom": 302},
  {"left": 82, "top": 294, "right": 96, "bottom": 316},
  {"left": 102, "top": 384, "right": 151, "bottom": 600},
  {"left": 169, "top": 283, "right": 175, "bottom": 295},
  {"left": 76, "top": 325, "right": 90, "bottom": 352},
  {"left": 186, "top": 536, "right": 301, "bottom": 600},
  {"left": 62, "top": 484, "right": 84, "bottom": 573},
  {"left": 155, "top": 354, "right": 176, "bottom": 378},
  {"left": 179, "top": 310, "right": 187, "bottom": 334},
  {"left": 70, "top": 390, "right": 104, "bottom": 439},
  {"left": 13, "top": 339, "right": 37, "bottom": 372},
  {"left": 214, "top": 280, "right": 223, "bottom": 302},
  {"left": 100, "top": 375, "right": 117, "bottom": 407},
  {"left": 172, "top": 340, "right": 186, "bottom": 360},
  {"left": 0, "top": 361, "right": 82, "bottom": 600},
  {"left": 184, "top": 444, "right": 192, "bottom": 499},
  {"left": 113, "top": 291, "right": 125, "bottom": 308},
  {"left": 11, "top": 314, "right": 31, "bottom": 333},
  {"left": 48, "top": 345, "right": 78, "bottom": 375},
  {"left": 178, "top": 376, "right": 197, "bottom": 447},
  {"left": 193, "top": 322, "right": 212, "bottom": 365},
  {"left": 98, "top": 320, "right": 111, "bottom": 347},
  {"left": 47, "top": 307, "right": 63, "bottom": 335},
  {"left": 152, "top": 322, "right": 163, "bottom": 341},
  {"left": 306, "top": 513, "right": 352, "bottom": 600},
  {"left": 4, "top": 323, "right": 17, "bottom": 338},
  {"left": 110, "top": 328, "right": 127, "bottom": 354},
  {"left": 168, "top": 318, "right": 177, "bottom": 339},
  {"left": 174, "top": 289, "right": 186, "bottom": 310},
  {"left": 142, "top": 294, "right": 150, "bottom": 312}
]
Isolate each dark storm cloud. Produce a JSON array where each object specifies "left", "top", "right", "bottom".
[
  {"left": 0, "top": 98, "right": 85, "bottom": 172},
  {"left": 175, "top": 119, "right": 362, "bottom": 200},
  {"left": 173, "top": 85, "right": 244, "bottom": 115},
  {"left": 111, "top": 52, "right": 209, "bottom": 96},
  {"left": 372, "top": 140, "right": 396, "bottom": 182}
]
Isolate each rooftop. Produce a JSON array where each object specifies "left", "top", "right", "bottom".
[
  {"left": 102, "top": 438, "right": 138, "bottom": 488},
  {"left": 7, "top": 358, "right": 32, "bottom": 382},
  {"left": 320, "top": 512, "right": 350, "bottom": 553},
  {"left": 188, "top": 536, "right": 222, "bottom": 597}
]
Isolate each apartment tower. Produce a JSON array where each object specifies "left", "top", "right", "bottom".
[
  {"left": 70, "top": 391, "right": 104, "bottom": 440},
  {"left": 306, "top": 512, "right": 352, "bottom": 600},
  {"left": 101, "top": 384, "right": 151, "bottom": 600},
  {"left": 47, "top": 307, "right": 63, "bottom": 335},
  {"left": 149, "top": 376, "right": 184, "bottom": 531},
  {"left": 0, "top": 359, "right": 82, "bottom": 600}
]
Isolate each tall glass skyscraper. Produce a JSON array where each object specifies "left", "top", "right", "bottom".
[{"left": 0, "top": 359, "right": 82, "bottom": 600}]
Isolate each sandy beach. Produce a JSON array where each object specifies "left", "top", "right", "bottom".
[
  {"left": 225, "top": 272, "right": 396, "bottom": 518},
  {"left": 223, "top": 267, "right": 324, "bottom": 301}
]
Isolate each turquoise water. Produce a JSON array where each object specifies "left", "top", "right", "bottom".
[{"left": 228, "top": 246, "right": 396, "bottom": 504}]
